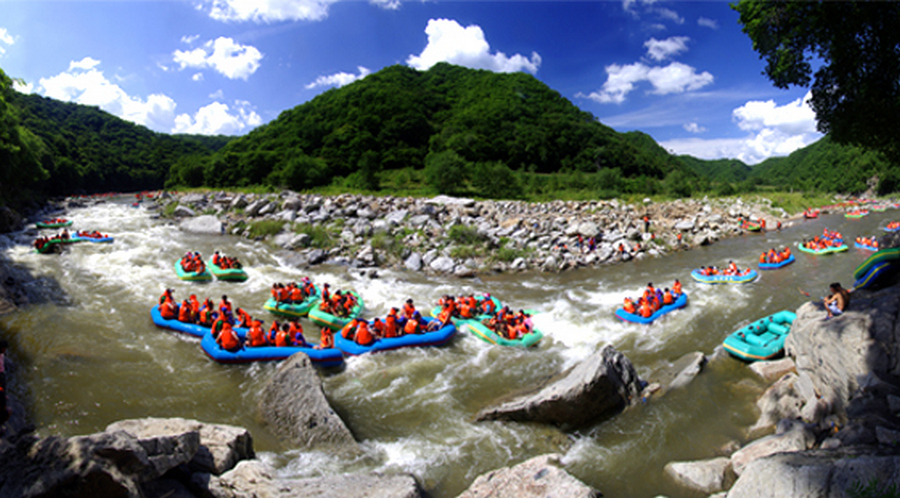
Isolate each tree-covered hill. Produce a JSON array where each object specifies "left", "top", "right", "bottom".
[
  {"left": 10, "top": 92, "right": 231, "bottom": 196},
  {"left": 679, "top": 156, "right": 752, "bottom": 184},
  {"left": 167, "top": 63, "right": 697, "bottom": 196}
]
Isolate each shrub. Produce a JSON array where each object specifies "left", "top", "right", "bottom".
[
  {"left": 247, "top": 220, "right": 285, "bottom": 238},
  {"left": 448, "top": 224, "right": 485, "bottom": 245},
  {"left": 294, "top": 223, "right": 333, "bottom": 248}
]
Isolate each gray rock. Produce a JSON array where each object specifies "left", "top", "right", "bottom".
[
  {"left": 664, "top": 457, "right": 732, "bottom": 494},
  {"left": 457, "top": 454, "right": 600, "bottom": 498},
  {"left": 404, "top": 252, "right": 423, "bottom": 271},
  {"left": 258, "top": 201, "right": 278, "bottom": 216},
  {"left": 749, "top": 358, "right": 796, "bottom": 382},
  {"left": 476, "top": 345, "right": 642, "bottom": 428},
  {"left": 282, "top": 196, "right": 303, "bottom": 211},
  {"left": 749, "top": 372, "right": 805, "bottom": 436},
  {"left": 541, "top": 255, "right": 557, "bottom": 272},
  {"left": 106, "top": 417, "right": 253, "bottom": 475},
  {"left": 664, "top": 352, "right": 707, "bottom": 391},
  {"left": 275, "top": 209, "right": 296, "bottom": 222},
  {"left": 179, "top": 215, "right": 223, "bottom": 235},
  {"left": 198, "top": 459, "right": 423, "bottom": 498},
  {"left": 429, "top": 256, "right": 455, "bottom": 273},
  {"left": 731, "top": 422, "right": 815, "bottom": 476},
  {"left": 244, "top": 199, "right": 267, "bottom": 217},
  {"left": 229, "top": 195, "right": 247, "bottom": 210},
  {"left": 181, "top": 193, "right": 206, "bottom": 206},
  {"left": 306, "top": 249, "right": 327, "bottom": 265},
  {"left": 173, "top": 205, "right": 197, "bottom": 218},
  {"left": 674, "top": 220, "right": 695, "bottom": 231},
  {"left": 258, "top": 353, "right": 358, "bottom": 453},
  {"left": 409, "top": 214, "right": 432, "bottom": 227},
  {"left": 385, "top": 209, "right": 409, "bottom": 226},
  {"left": 728, "top": 447, "right": 900, "bottom": 498},
  {"left": 576, "top": 222, "right": 600, "bottom": 238},
  {"left": 511, "top": 257, "right": 527, "bottom": 270}
]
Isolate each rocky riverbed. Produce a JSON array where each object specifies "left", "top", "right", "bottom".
[{"left": 149, "top": 190, "right": 795, "bottom": 275}]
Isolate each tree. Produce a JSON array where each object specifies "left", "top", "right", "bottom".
[
  {"left": 734, "top": 1, "right": 900, "bottom": 163},
  {"left": 424, "top": 150, "right": 469, "bottom": 195}
]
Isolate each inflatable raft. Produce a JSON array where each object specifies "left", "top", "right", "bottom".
[
  {"left": 35, "top": 220, "right": 73, "bottom": 229},
  {"left": 208, "top": 259, "right": 248, "bottom": 281},
  {"left": 71, "top": 234, "right": 114, "bottom": 243},
  {"left": 759, "top": 254, "right": 795, "bottom": 270},
  {"left": 723, "top": 310, "right": 796, "bottom": 361},
  {"left": 884, "top": 224, "right": 900, "bottom": 232},
  {"left": 430, "top": 297, "right": 544, "bottom": 347},
  {"left": 333, "top": 317, "right": 456, "bottom": 356},
  {"left": 308, "top": 291, "right": 364, "bottom": 331},
  {"left": 854, "top": 262, "right": 893, "bottom": 290},
  {"left": 690, "top": 269, "right": 758, "bottom": 284},
  {"left": 797, "top": 243, "right": 848, "bottom": 255},
  {"left": 33, "top": 238, "right": 82, "bottom": 254},
  {"left": 263, "top": 288, "right": 321, "bottom": 318},
  {"left": 855, "top": 241, "right": 878, "bottom": 251},
  {"left": 200, "top": 330, "right": 344, "bottom": 367},
  {"left": 845, "top": 211, "right": 868, "bottom": 218},
  {"left": 854, "top": 247, "right": 900, "bottom": 281},
  {"left": 803, "top": 210, "right": 819, "bottom": 219},
  {"left": 615, "top": 292, "right": 688, "bottom": 324},
  {"left": 742, "top": 221, "right": 762, "bottom": 232},
  {"left": 150, "top": 304, "right": 246, "bottom": 338},
  {"left": 174, "top": 260, "right": 212, "bottom": 282}
]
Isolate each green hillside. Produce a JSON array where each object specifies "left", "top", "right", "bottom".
[
  {"left": 167, "top": 63, "right": 696, "bottom": 198},
  {"left": 679, "top": 156, "right": 752, "bottom": 184}
]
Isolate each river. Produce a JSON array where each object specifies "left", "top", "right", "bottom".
[{"left": 0, "top": 198, "right": 890, "bottom": 497}]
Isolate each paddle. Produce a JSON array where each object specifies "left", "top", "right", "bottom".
[{"left": 797, "top": 287, "right": 811, "bottom": 297}]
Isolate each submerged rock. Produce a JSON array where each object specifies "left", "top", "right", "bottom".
[
  {"left": 457, "top": 454, "right": 601, "bottom": 498},
  {"left": 258, "top": 353, "right": 359, "bottom": 453},
  {"left": 475, "top": 345, "right": 642, "bottom": 428}
]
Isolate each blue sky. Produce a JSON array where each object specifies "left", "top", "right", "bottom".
[{"left": 0, "top": 0, "right": 821, "bottom": 165}]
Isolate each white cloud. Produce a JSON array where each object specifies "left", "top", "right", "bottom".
[
  {"left": 12, "top": 80, "right": 33, "bottom": 94},
  {"left": 37, "top": 59, "right": 177, "bottom": 132},
  {"left": 698, "top": 17, "right": 719, "bottom": 29},
  {"left": 173, "top": 36, "right": 262, "bottom": 80},
  {"left": 306, "top": 66, "right": 371, "bottom": 90},
  {"left": 661, "top": 91, "right": 821, "bottom": 164},
  {"left": 173, "top": 100, "right": 261, "bottom": 135},
  {"left": 192, "top": 72, "right": 204, "bottom": 82},
  {"left": 209, "top": 89, "right": 224, "bottom": 99},
  {"left": 369, "top": 0, "right": 401, "bottom": 10},
  {"left": 69, "top": 57, "right": 101, "bottom": 71},
  {"left": 0, "top": 27, "right": 13, "bottom": 55},
  {"left": 655, "top": 7, "right": 684, "bottom": 24},
  {"left": 181, "top": 34, "right": 201, "bottom": 45},
  {"left": 683, "top": 122, "right": 706, "bottom": 133},
  {"left": 407, "top": 19, "right": 541, "bottom": 74},
  {"left": 644, "top": 36, "right": 689, "bottom": 61},
  {"left": 732, "top": 91, "right": 818, "bottom": 135},
  {"left": 200, "top": 0, "right": 401, "bottom": 23},
  {"left": 579, "top": 61, "right": 713, "bottom": 104}
]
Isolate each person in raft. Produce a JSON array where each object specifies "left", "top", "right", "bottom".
[
  {"left": 315, "top": 327, "right": 335, "bottom": 349},
  {"left": 216, "top": 321, "right": 242, "bottom": 352},
  {"left": 824, "top": 282, "right": 851, "bottom": 320}
]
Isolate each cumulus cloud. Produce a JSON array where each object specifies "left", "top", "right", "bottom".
[
  {"left": 644, "top": 36, "right": 689, "bottom": 61},
  {"left": 623, "top": 0, "right": 684, "bottom": 25},
  {"left": 579, "top": 61, "right": 713, "bottom": 104},
  {"left": 12, "top": 80, "right": 33, "bottom": 94},
  {"left": 407, "top": 19, "right": 541, "bottom": 74},
  {"left": 181, "top": 34, "right": 201, "bottom": 45},
  {"left": 305, "top": 66, "right": 371, "bottom": 90},
  {"left": 661, "top": 91, "right": 821, "bottom": 164},
  {"left": 173, "top": 36, "right": 262, "bottom": 80},
  {"left": 173, "top": 100, "right": 261, "bottom": 135},
  {"left": 0, "top": 27, "right": 13, "bottom": 55},
  {"left": 683, "top": 122, "right": 706, "bottom": 133},
  {"left": 698, "top": 17, "right": 719, "bottom": 29},
  {"left": 38, "top": 59, "right": 177, "bottom": 132},
  {"left": 192, "top": 72, "right": 204, "bottom": 82},
  {"left": 655, "top": 7, "right": 684, "bottom": 24},
  {"left": 200, "top": 0, "right": 399, "bottom": 23}
]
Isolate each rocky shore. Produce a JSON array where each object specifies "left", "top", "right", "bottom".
[{"left": 148, "top": 190, "right": 792, "bottom": 275}]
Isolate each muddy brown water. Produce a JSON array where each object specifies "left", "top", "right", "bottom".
[{"left": 0, "top": 199, "right": 891, "bottom": 496}]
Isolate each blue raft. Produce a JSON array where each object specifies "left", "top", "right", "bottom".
[
  {"left": 615, "top": 292, "right": 688, "bottom": 324},
  {"left": 691, "top": 269, "right": 758, "bottom": 284},
  {"left": 333, "top": 317, "right": 457, "bottom": 356},
  {"left": 199, "top": 331, "right": 344, "bottom": 367},
  {"left": 759, "top": 254, "right": 794, "bottom": 270},
  {"left": 71, "top": 234, "right": 114, "bottom": 243},
  {"left": 150, "top": 304, "right": 247, "bottom": 338},
  {"left": 854, "top": 242, "right": 878, "bottom": 251},
  {"left": 723, "top": 310, "right": 796, "bottom": 361}
]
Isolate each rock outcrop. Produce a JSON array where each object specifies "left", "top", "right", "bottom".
[
  {"left": 456, "top": 454, "right": 601, "bottom": 498},
  {"left": 179, "top": 215, "right": 223, "bottom": 235},
  {"left": 663, "top": 457, "right": 732, "bottom": 494},
  {"left": 258, "top": 353, "right": 359, "bottom": 453},
  {"left": 475, "top": 345, "right": 642, "bottom": 428}
]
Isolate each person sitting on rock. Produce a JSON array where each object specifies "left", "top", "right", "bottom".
[{"left": 824, "top": 282, "right": 851, "bottom": 320}]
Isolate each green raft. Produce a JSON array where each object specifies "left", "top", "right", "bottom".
[
  {"left": 308, "top": 290, "right": 364, "bottom": 331},
  {"left": 207, "top": 259, "right": 248, "bottom": 282},
  {"left": 263, "top": 286, "right": 321, "bottom": 318},
  {"left": 173, "top": 260, "right": 212, "bottom": 282},
  {"left": 723, "top": 310, "right": 796, "bottom": 361},
  {"left": 34, "top": 237, "right": 81, "bottom": 254},
  {"left": 797, "top": 243, "right": 848, "bottom": 255},
  {"left": 430, "top": 297, "right": 543, "bottom": 348},
  {"left": 35, "top": 220, "right": 73, "bottom": 229}
]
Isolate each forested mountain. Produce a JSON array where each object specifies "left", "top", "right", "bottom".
[
  {"left": 167, "top": 63, "right": 696, "bottom": 196},
  {"left": 679, "top": 156, "right": 752, "bottom": 184},
  {"left": 10, "top": 93, "right": 231, "bottom": 195}
]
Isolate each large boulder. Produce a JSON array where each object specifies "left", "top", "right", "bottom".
[
  {"left": 0, "top": 429, "right": 198, "bottom": 497},
  {"left": 258, "top": 353, "right": 358, "bottom": 453},
  {"left": 663, "top": 457, "right": 732, "bottom": 494},
  {"left": 179, "top": 215, "right": 223, "bottom": 235},
  {"left": 731, "top": 420, "right": 815, "bottom": 476},
  {"left": 457, "top": 454, "right": 601, "bottom": 498},
  {"left": 106, "top": 417, "right": 253, "bottom": 475},
  {"left": 475, "top": 345, "right": 643, "bottom": 427},
  {"left": 197, "top": 459, "right": 423, "bottom": 498},
  {"left": 728, "top": 446, "right": 900, "bottom": 498}
]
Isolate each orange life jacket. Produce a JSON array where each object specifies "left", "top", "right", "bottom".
[
  {"left": 355, "top": 322, "right": 374, "bottom": 346},
  {"left": 404, "top": 318, "right": 419, "bottom": 335},
  {"left": 275, "top": 329, "right": 290, "bottom": 347},
  {"left": 623, "top": 299, "right": 635, "bottom": 314},
  {"left": 160, "top": 300, "right": 177, "bottom": 320},
  {"left": 218, "top": 325, "right": 240, "bottom": 351},
  {"left": 320, "top": 330, "right": 334, "bottom": 349},
  {"left": 178, "top": 302, "right": 191, "bottom": 322},
  {"left": 248, "top": 324, "right": 267, "bottom": 347},
  {"left": 384, "top": 315, "right": 398, "bottom": 338}
]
